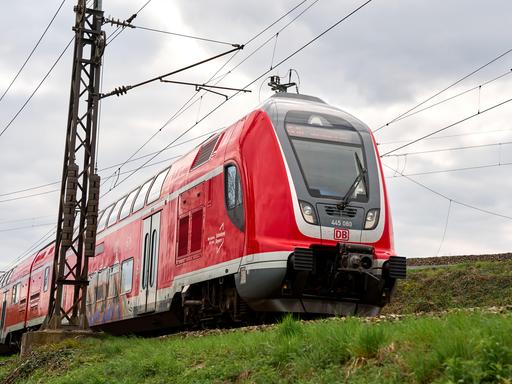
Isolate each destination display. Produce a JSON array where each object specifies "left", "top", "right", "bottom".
[{"left": 286, "top": 123, "right": 361, "bottom": 144}]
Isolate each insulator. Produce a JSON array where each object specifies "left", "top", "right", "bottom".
[{"left": 113, "top": 86, "right": 128, "bottom": 97}]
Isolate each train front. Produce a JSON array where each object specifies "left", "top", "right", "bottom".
[{"left": 235, "top": 93, "right": 406, "bottom": 316}]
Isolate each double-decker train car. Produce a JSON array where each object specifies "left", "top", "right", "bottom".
[{"left": 0, "top": 93, "right": 405, "bottom": 348}]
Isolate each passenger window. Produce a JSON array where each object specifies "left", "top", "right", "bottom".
[
  {"left": 147, "top": 168, "right": 170, "bottom": 204},
  {"left": 119, "top": 188, "right": 139, "bottom": 220},
  {"left": 108, "top": 264, "right": 120, "bottom": 298},
  {"left": 107, "top": 198, "right": 126, "bottom": 228},
  {"left": 224, "top": 164, "right": 244, "bottom": 230},
  {"left": 121, "top": 258, "right": 134, "bottom": 294},
  {"left": 97, "top": 205, "right": 114, "bottom": 232},
  {"left": 132, "top": 179, "right": 153, "bottom": 213},
  {"left": 96, "top": 269, "right": 108, "bottom": 301},
  {"left": 43, "top": 266, "right": 50, "bottom": 292}
]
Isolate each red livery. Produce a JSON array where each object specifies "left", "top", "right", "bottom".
[{"left": 0, "top": 93, "right": 405, "bottom": 350}]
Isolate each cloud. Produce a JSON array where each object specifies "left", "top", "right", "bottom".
[{"left": 0, "top": 0, "right": 511, "bottom": 270}]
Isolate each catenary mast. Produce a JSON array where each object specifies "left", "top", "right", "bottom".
[{"left": 44, "top": 0, "right": 104, "bottom": 330}]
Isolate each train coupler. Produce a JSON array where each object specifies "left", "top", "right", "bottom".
[{"left": 337, "top": 243, "right": 375, "bottom": 271}]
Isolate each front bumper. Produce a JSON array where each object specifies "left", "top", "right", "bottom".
[{"left": 235, "top": 246, "right": 406, "bottom": 315}]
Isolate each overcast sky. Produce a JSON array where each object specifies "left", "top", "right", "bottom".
[{"left": 1, "top": 0, "right": 511, "bottom": 271}]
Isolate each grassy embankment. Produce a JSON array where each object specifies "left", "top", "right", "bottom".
[
  {"left": 0, "top": 260, "right": 511, "bottom": 383},
  {"left": 1, "top": 311, "right": 511, "bottom": 383},
  {"left": 383, "top": 259, "right": 512, "bottom": 314}
]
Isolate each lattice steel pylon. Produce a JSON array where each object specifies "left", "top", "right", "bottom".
[{"left": 44, "top": 0, "right": 104, "bottom": 330}]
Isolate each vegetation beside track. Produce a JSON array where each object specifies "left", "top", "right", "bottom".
[
  {"left": 383, "top": 259, "right": 512, "bottom": 314},
  {"left": 407, "top": 253, "right": 512, "bottom": 266},
  {"left": 1, "top": 259, "right": 512, "bottom": 383},
  {"left": 1, "top": 310, "right": 512, "bottom": 383}
]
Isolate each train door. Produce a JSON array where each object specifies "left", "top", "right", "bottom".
[{"left": 139, "top": 212, "right": 161, "bottom": 313}]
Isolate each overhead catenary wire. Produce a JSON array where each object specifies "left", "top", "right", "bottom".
[
  {"left": 0, "top": 222, "right": 55, "bottom": 233},
  {"left": 102, "top": 0, "right": 375, "bottom": 196},
  {"left": 0, "top": 189, "right": 60, "bottom": 204},
  {"left": 102, "top": 48, "right": 244, "bottom": 185},
  {"left": 383, "top": 164, "right": 512, "bottom": 221},
  {"left": 385, "top": 160, "right": 512, "bottom": 178},
  {"left": 0, "top": 0, "right": 98, "bottom": 140},
  {"left": 14, "top": 227, "right": 57, "bottom": 264},
  {"left": 1, "top": 150, "right": 183, "bottom": 265},
  {"left": 380, "top": 96, "right": 512, "bottom": 157},
  {"left": 99, "top": 0, "right": 315, "bottom": 188},
  {"left": 0, "top": 152, "right": 186, "bottom": 204},
  {"left": 378, "top": 127, "right": 512, "bottom": 146},
  {"left": 270, "top": 33, "right": 280, "bottom": 70},
  {"left": 0, "top": 0, "right": 67, "bottom": 104},
  {"left": 377, "top": 68, "right": 512, "bottom": 129},
  {"left": 0, "top": 38, "right": 74, "bottom": 139},
  {"left": 1, "top": 0, "right": 156, "bottom": 268},
  {"left": 0, "top": 215, "right": 54, "bottom": 226},
  {"left": 209, "top": 0, "right": 321, "bottom": 85},
  {"left": 0, "top": 126, "right": 225, "bottom": 199},
  {"left": 245, "top": 0, "right": 307, "bottom": 46},
  {"left": 435, "top": 199, "right": 452, "bottom": 257},
  {"left": 1, "top": 156, "right": 180, "bottom": 266},
  {"left": 374, "top": 46, "right": 512, "bottom": 133},
  {"left": 121, "top": 23, "right": 239, "bottom": 46},
  {"left": 382, "top": 140, "right": 512, "bottom": 157}
]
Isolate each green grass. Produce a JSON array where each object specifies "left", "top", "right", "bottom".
[
  {"left": 1, "top": 310, "right": 512, "bottom": 383},
  {"left": 2, "top": 260, "right": 511, "bottom": 383},
  {"left": 383, "top": 260, "right": 512, "bottom": 314}
]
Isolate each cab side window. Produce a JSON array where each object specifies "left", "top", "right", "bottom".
[
  {"left": 43, "top": 267, "right": 50, "bottom": 292},
  {"left": 12, "top": 282, "right": 21, "bottom": 304},
  {"left": 224, "top": 164, "right": 244, "bottom": 230}
]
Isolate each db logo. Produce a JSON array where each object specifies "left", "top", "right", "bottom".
[{"left": 334, "top": 228, "right": 350, "bottom": 242}]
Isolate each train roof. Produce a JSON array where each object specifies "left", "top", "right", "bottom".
[{"left": 262, "top": 92, "right": 372, "bottom": 133}]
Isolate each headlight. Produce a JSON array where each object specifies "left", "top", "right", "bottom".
[
  {"left": 364, "top": 208, "right": 380, "bottom": 230},
  {"left": 299, "top": 201, "right": 318, "bottom": 225}
]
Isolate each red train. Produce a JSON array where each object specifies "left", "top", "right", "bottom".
[{"left": 0, "top": 93, "right": 405, "bottom": 349}]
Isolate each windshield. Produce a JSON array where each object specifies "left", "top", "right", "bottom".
[{"left": 286, "top": 111, "right": 368, "bottom": 200}]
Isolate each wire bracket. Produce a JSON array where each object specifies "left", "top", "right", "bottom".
[
  {"left": 100, "top": 45, "right": 244, "bottom": 100},
  {"left": 159, "top": 79, "right": 251, "bottom": 100}
]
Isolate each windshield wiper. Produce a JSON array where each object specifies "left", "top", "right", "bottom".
[{"left": 336, "top": 152, "right": 367, "bottom": 210}]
